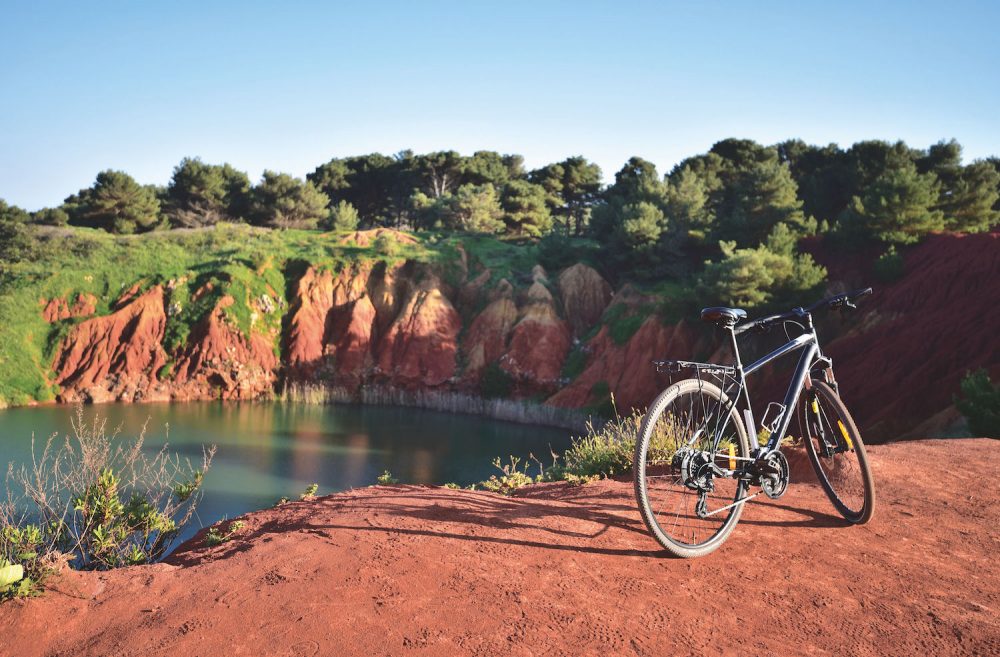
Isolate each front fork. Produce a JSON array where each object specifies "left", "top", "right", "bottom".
[{"left": 807, "top": 358, "right": 847, "bottom": 457}]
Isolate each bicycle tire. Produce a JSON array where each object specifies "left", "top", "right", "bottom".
[
  {"left": 800, "top": 380, "right": 875, "bottom": 524},
  {"left": 634, "top": 378, "right": 751, "bottom": 558}
]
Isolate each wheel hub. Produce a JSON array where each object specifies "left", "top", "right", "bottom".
[{"left": 674, "top": 449, "right": 715, "bottom": 493}]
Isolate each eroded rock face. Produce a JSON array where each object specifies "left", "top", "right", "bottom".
[
  {"left": 547, "top": 317, "right": 697, "bottom": 412},
  {"left": 284, "top": 265, "right": 374, "bottom": 379},
  {"left": 41, "top": 293, "right": 98, "bottom": 323},
  {"left": 327, "top": 295, "right": 377, "bottom": 387},
  {"left": 54, "top": 287, "right": 168, "bottom": 403},
  {"left": 461, "top": 297, "right": 518, "bottom": 382},
  {"left": 284, "top": 267, "right": 336, "bottom": 375},
  {"left": 558, "top": 264, "right": 612, "bottom": 337},
  {"left": 338, "top": 228, "right": 419, "bottom": 248},
  {"left": 501, "top": 277, "right": 572, "bottom": 394},
  {"left": 171, "top": 296, "right": 278, "bottom": 401},
  {"left": 376, "top": 283, "right": 461, "bottom": 388}
]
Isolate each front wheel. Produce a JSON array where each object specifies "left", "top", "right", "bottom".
[
  {"left": 634, "top": 379, "right": 750, "bottom": 558},
  {"left": 800, "top": 380, "right": 875, "bottom": 524}
]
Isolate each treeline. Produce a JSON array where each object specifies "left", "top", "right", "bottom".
[{"left": 2, "top": 138, "right": 998, "bottom": 307}]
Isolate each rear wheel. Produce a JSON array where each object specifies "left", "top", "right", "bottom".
[
  {"left": 634, "top": 379, "right": 750, "bottom": 558},
  {"left": 800, "top": 380, "right": 875, "bottom": 523}
]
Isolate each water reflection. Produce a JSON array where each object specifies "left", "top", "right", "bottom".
[{"left": 0, "top": 401, "right": 572, "bottom": 544}]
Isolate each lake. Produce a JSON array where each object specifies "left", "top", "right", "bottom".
[{"left": 0, "top": 402, "right": 573, "bottom": 544}]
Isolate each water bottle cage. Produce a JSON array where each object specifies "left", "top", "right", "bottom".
[{"left": 760, "top": 402, "right": 786, "bottom": 435}]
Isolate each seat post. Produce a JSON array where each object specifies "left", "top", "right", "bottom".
[
  {"left": 726, "top": 324, "right": 742, "bottom": 371},
  {"left": 726, "top": 323, "right": 756, "bottom": 444}
]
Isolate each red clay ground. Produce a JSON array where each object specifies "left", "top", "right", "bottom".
[{"left": 1, "top": 439, "right": 997, "bottom": 657}]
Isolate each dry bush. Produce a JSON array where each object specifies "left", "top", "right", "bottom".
[{"left": 1, "top": 408, "right": 213, "bottom": 597}]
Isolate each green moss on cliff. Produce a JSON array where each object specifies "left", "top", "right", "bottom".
[{"left": 0, "top": 225, "right": 443, "bottom": 405}]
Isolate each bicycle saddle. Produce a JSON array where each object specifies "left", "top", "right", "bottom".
[{"left": 700, "top": 307, "right": 747, "bottom": 326}]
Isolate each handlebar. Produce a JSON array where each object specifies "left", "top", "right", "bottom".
[{"left": 734, "top": 287, "right": 872, "bottom": 336}]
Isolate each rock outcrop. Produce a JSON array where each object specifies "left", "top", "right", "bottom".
[
  {"left": 170, "top": 296, "right": 278, "bottom": 401},
  {"left": 376, "top": 282, "right": 462, "bottom": 388},
  {"left": 53, "top": 286, "right": 168, "bottom": 403},
  {"left": 500, "top": 270, "right": 573, "bottom": 394},
  {"left": 548, "top": 317, "right": 697, "bottom": 412},
  {"left": 461, "top": 297, "right": 518, "bottom": 381},
  {"left": 557, "top": 264, "right": 612, "bottom": 337},
  {"left": 41, "top": 293, "right": 97, "bottom": 323}
]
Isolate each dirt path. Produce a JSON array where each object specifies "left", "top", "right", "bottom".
[{"left": 2, "top": 439, "right": 998, "bottom": 656}]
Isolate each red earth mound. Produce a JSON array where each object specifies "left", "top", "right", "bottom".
[
  {"left": 823, "top": 232, "right": 1000, "bottom": 439},
  {"left": 40, "top": 293, "right": 97, "bottom": 322},
  {"left": 2, "top": 438, "right": 996, "bottom": 657},
  {"left": 52, "top": 286, "right": 168, "bottom": 403}
]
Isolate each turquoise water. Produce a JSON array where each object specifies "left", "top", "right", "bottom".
[{"left": 0, "top": 402, "right": 572, "bottom": 544}]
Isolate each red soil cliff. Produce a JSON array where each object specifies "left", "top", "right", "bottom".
[
  {"left": 170, "top": 296, "right": 278, "bottom": 401},
  {"left": 53, "top": 286, "right": 168, "bottom": 403},
  {"left": 42, "top": 233, "right": 998, "bottom": 437}
]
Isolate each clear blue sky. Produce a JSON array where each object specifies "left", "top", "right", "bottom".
[{"left": 2, "top": 1, "right": 998, "bottom": 210}]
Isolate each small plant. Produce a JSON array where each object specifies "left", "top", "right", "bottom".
[
  {"left": 479, "top": 456, "right": 537, "bottom": 495},
  {"left": 562, "top": 473, "right": 600, "bottom": 487},
  {"left": 376, "top": 470, "right": 399, "bottom": 485},
  {"left": 557, "top": 411, "right": 638, "bottom": 478},
  {"left": 300, "top": 483, "right": 319, "bottom": 500},
  {"left": 482, "top": 406, "right": 647, "bottom": 494},
  {"left": 204, "top": 520, "right": 245, "bottom": 547},
  {"left": 956, "top": 369, "right": 1000, "bottom": 438},
  {"left": 442, "top": 482, "right": 460, "bottom": 490}
]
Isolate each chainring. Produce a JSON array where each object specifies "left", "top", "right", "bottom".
[{"left": 760, "top": 450, "right": 790, "bottom": 499}]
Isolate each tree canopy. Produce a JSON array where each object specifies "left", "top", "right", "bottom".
[
  {"left": 6, "top": 138, "right": 998, "bottom": 307},
  {"left": 64, "top": 170, "right": 162, "bottom": 234},
  {"left": 250, "top": 171, "right": 330, "bottom": 230},
  {"left": 165, "top": 157, "right": 251, "bottom": 227}
]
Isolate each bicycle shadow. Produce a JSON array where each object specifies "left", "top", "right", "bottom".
[{"left": 169, "top": 484, "right": 847, "bottom": 565}]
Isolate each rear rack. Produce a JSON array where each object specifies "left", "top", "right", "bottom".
[{"left": 652, "top": 359, "right": 736, "bottom": 376}]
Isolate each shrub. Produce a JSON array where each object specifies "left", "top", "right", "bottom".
[
  {"left": 479, "top": 456, "right": 536, "bottom": 495},
  {"left": 956, "top": 369, "right": 1000, "bottom": 438},
  {"left": 326, "top": 201, "right": 360, "bottom": 232},
  {"left": 483, "top": 408, "right": 647, "bottom": 496},
  {"left": 873, "top": 246, "right": 904, "bottom": 282},
  {"left": 555, "top": 411, "right": 640, "bottom": 479},
  {"left": 480, "top": 361, "right": 514, "bottom": 398},
  {"left": 561, "top": 347, "right": 589, "bottom": 382},
  {"left": 376, "top": 470, "right": 399, "bottom": 485},
  {"left": 0, "top": 409, "right": 214, "bottom": 596},
  {"left": 373, "top": 233, "right": 401, "bottom": 258}
]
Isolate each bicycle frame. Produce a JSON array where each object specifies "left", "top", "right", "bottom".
[
  {"left": 656, "top": 310, "right": 837, "bottom": 462},
  {"left": 724, "top": 327, "right": 820, "bottom": 455}
]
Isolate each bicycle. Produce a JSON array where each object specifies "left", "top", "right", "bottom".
[{"left": 633, "top": 288, "right": 876, "bottom": 558}]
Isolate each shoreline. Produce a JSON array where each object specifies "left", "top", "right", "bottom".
[
  {"left": 281, "top": 383, "right": 591, "bottom": 432},
  {"left": 0, "top": 385, "right": 594, "bottom": 433}
]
